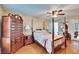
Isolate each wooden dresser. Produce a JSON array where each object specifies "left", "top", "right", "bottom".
[
  {"left": 24, "top": 35, "right": 33, "bottom": 45},
  {"left": 2, "top": 14, "right": 24, "bottom": 53}
]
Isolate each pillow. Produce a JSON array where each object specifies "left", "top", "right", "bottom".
[
  {"left": 36, "top": 29, "right": 42, "bottom": 30},
  {"left": 34, "top": 29, "right": 42, "bottom": 33}
]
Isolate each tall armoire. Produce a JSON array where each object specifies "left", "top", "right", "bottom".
[{"left": 2, "top": 14, "right": 24, "bottom": 54}]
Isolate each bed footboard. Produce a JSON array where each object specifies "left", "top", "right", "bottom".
[{"left": 52, "top": 36, "right": 66, "bottom": 54}]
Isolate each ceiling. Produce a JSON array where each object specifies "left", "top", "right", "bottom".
[{"left": 2, "top": 4, "right": 79, "bottom": 19}]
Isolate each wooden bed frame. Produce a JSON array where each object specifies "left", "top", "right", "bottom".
[
  {"left": 51, "top": 15, "right": 67, "bottom": 54},
  {"left": 51, "top": 36, "right": 66, "bottom": 53},
  {"left": 34, "top": 34, "right": 66, "bottom": 54},
  {"left": 32, "top": 17, "right": 67, "bottom": 54}
]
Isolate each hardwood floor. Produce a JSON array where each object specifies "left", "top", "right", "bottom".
[
  {"left": 16, "top": 43, "right": 48, "bottom": 54},
  {"left": 15, "top": 40, "right": 79, "bottom": 54},
  {"left": 56, "top": 40, "right": 79, "bottom": 54}
]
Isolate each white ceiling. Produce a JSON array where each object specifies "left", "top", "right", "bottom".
[{"left": 2, "top": 4, "right": 79, "bottom": 19}]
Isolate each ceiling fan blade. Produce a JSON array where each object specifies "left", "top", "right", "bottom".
[
  {"left": 58, "top": 9, "right": 63, "bottom": 12},
  {"left": 54, "top": 10, "right": 57, "bottom": 12},
  {"left": 58, "top": 13, "right": 64, "bottom": 15}
]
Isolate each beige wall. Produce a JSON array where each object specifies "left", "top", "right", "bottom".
[{"left": 33, "top": 17, "right": 47, "bottom": 31}]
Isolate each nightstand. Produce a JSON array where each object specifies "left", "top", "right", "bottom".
[{"left": 24, "top": 35, "right": 33, "bottom": 45}]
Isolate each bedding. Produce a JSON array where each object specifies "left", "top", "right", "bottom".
[{"left": 34, "top": 30, "right": 64, "bottom": 53}]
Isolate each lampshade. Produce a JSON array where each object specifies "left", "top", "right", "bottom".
[
  {"left": 25, "top": 25, "right": 31, "bottom": 30},
  {"left": 53, "top": 15, "right": 57, "bottom": 17},
  {"left": 24, "top": 25, "right": 32, "bottom": 36}
]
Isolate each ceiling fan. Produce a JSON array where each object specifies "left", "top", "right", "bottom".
[{"left": 47, "top": 9, "right": 65, "bottom": 17}]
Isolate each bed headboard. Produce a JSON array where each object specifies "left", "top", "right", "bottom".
[{"left": 36, "top": 29, "right": 42, "bottom": 30}]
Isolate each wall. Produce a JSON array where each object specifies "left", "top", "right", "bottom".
[
  {"left": 68, "top": 19, "right": 79, "bottom": 39},
  {"left": 33, "top": 17, "right": 47, "bottom": 31}
]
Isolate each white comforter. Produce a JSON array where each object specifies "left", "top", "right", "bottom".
[{"left": 34, "top": 30, "right": 52, "bottom": 53}]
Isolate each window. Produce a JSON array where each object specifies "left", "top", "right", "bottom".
[
  {"left": 75, "top": 23, "right": 79, "bottom": 31},
  {"left": 54, "top": 22, "right": 58, "bottom": 35}
]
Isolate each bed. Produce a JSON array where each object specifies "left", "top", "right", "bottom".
[{"left": 33, "top": 30, "right": 66, "bottom": 54}]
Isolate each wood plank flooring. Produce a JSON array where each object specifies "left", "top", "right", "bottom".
[
  {"left": 16, "top": 40, "right": 79, "bottom": 54},
  {"left": 56, "top": 40, "right": 79, "bottom": 54},
  {"left": 16, "top": 43, "right": 48, "bottom": 54}
]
